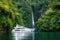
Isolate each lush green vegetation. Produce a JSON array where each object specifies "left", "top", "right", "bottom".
[
  {"left": 13, "top": 0, "right": 50, "bottom": 27},
  {"left": 0, "top": 0, "right": 60, "bottom": 31},
  {"left": 0, "top": 0, "right": 24, "bottom": 31},
  {"left": 36, "top": 0, "right": 60, "bottom": 31}
]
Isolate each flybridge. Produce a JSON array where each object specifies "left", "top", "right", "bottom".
[{"left": 12, "top": 24, "right": 35, "bottom": 32}]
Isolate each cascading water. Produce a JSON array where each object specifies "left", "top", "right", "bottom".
[{"left": 32, "top": 12, "right": 35, "bottom": 28}]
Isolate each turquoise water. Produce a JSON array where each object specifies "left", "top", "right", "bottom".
[
  {"left": 0, "top": 32, "right": 60, "bottom": 40},
  {"left": 35, "top": 32, "right": 60, "bottom": 40}
]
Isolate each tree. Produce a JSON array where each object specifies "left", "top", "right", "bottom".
[
  {"left": 13, "top": 0, "right": 50, "bottom": 27},
  {"left": 0, "top": 0, "right": 24, "bottom": 31},
  {"left": 36, "top": 0, "right": 60, "bottom": 31}
]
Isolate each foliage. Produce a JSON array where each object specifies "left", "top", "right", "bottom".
[
  {"left": 36, "top": 0, "right": 60, "bottom": 31},
  {"left": 0, "top": 0, "right": 24, "bottom": 30},
  {"left": 13, "top": 0, "right": 50, "bottom": 27}
]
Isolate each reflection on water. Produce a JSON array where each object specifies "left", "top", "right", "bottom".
[
  {"left": 12, "top": 31, "right": 34, "bottom": 40},
  {"left": 0, "top": 31, "right": 60, "bottom": 40}
]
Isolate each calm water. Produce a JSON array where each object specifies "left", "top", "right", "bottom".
[
  {"left": 12, "top": 31, "right": 34, "bottom": 40},
  {"left": 0, "top": 32, "right": 60, "bottom": 40}
]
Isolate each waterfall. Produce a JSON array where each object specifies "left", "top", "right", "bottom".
[{"left": 32, "top": 12, "right": 35, "bottom": 28}]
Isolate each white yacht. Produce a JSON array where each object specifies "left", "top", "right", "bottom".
[{"left": 12, "top": 24, "right": 35, "bottom": 32}]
